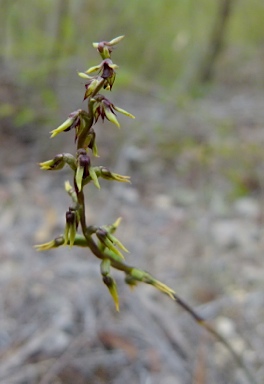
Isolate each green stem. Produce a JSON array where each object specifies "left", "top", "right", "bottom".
[
  {"left": 76, "top": 78, "right": 105, "bottom": 150},
  {"left": 76, "top": 187, "right": 86, "bottom": 229},
  {"left": 76, "top": 187, "right": 133, "bottom": 273},
  {"left": 76, "top": 112, "right": 93, "bottom": 150}
]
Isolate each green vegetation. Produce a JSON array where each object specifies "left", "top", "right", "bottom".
[
  {"left": 156, "top": 136, "right": 264, "bottom": 199},
  {"left": 2, "top": 0, "right": 263, "bottom": 88}
]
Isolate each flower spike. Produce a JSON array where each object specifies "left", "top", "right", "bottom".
[{"left": 34, "top": 37, "right": 258, "bottom": 384}]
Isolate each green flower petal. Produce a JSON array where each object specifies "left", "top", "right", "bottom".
[
  {"left": 50, "top": 117, "right": 74, "bottom": 138},
  {"left": 114, "top": 106, "right": 135, "bottom": 119}
]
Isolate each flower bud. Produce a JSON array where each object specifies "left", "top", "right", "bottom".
[
  {"left": 96, "top": 228, "right": 125, "bottom": 260},
  {"left": 39, "top": 154, "right": 65, "bottom": 170},
  {"left": 64, "top": 208, "right": 78, "bottom": 247},
  {"left": 94, "top": 42, "right": 112, "bottom": 59},
  {"left": 100, "top": 167, "right": 130, "bottom": 183},
  {"left": 93, "top": 42, "right": 112, "bottom": 59},
  {"left": 65, "top": 209, "right": 75, "bottom": 225},
  {"left": 92, "top": 35, "right": 124, "bottom": 49},
  {"left": 39, "top": 153, "right": 77, "bottom": 172},
  {"left": 102, "top": 273, "right": 119, "bottom": 311},
  {"left": 34, "top": 236, "right": 65, "bottom": 251},
  {"left": 78, "top": 154, "right": 90, "bottom": 168},
  {"left": 100, "top": 259, "right": 119, "bottom": 311},
  {"left": 92, "top": 95, "right": 135, "bottom": 128},
  {"left": 100, "top": 258, "right": 111, "bottom": 276},
  {"left": 50, "top": 110, "right": 92, "bottom": 142},
  {"left": 85, "top": 60, "right": 117, "bottom": 91}
]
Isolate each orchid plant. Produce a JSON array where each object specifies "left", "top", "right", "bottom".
[{"left": 35, "top": 36, "right": 258, "bottom": 384}]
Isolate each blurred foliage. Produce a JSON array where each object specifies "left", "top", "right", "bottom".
[
  {"left": 1, "top": 0, "right": 263, "bottom": 88},
  {"left": 155, "top": 130, "right": 264, "bottom": 200}
]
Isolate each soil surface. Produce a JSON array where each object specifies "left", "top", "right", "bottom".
[{"left": 0, "top": 81, "right": 264, "bottom": 383}]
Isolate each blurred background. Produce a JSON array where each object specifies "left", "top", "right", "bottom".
[{"left": 0, "top": 1, "right": 264, "bottom": 383}]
